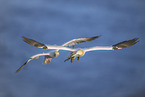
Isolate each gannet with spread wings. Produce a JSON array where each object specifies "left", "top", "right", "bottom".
[
  {"left": 64, "top": 38, "right": 139, "bottom": 63},
  {"left": 16, "top": 36, "right": 100, "bottom": 72}
]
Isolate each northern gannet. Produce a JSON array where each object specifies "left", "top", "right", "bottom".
[
  {"left": 16, "top": 36, "right": 100, "bottom": 72},
  {"left": 64, "top": 38, "right": 139, "bottom": 63}
]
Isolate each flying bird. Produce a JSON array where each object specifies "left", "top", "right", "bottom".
[
  {"left": 16, "top": 36, "right": 139, "bottom": 72},
  {"left": 64, "top": 38, "right": 139, "bottom": 63},
  {"left": 16, "top": 36, "right": 100, "bottom": 72}
]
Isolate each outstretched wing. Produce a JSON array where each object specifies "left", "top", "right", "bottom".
[
  {"left": 16, "top": 53, "right": 51, "bottom": 72},
  {"left": 22, "top": 36, "right": 48, "bottom": 49},
  {"left": 62, "top": 35, "right": 101, "bottom": 47},
  {"left": 22, "top": 36, "right": 101, "bottom": 50},
  {"left": 84, "top": 38, "right": 139, "bottom": 52},
  {"left": 112, "top": 38, "right": 139, "bottom": 50},
  {"left": 22, "top": 36, "right": 76, "bottom": 51}
]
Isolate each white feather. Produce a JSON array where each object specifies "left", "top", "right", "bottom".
[{"left": 83, "top": 46, "right": 113, "bottom": 52}]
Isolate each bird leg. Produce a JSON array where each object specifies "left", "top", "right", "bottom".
[
  {"left": 64, "top": 56, "right": 74, "bottom": 63},
  {"left": 77, "top": 57, "right": 80, "bottom": 61},
  {"left": 64, "top": 51, "right": 76, "bottom": 63},
  {"left": 71, "top": 58, "right": 73, "bottom": 63},
  {"left": 64, "top": 57, "right": 71, "bottom": 62}
]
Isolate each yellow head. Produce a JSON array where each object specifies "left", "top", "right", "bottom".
[
  {"left": 54, "top": 51, "right": 60, "bottom": 58},
  {"left": 76, "top": 50, "right": 85, "bottom": 57}
]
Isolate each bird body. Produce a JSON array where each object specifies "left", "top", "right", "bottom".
[
  {"left": 43, "top": 50, "right": 60, "bottom": 64},
  {"left": 64, "top": 38, "right": 139, "bottom": 63}
]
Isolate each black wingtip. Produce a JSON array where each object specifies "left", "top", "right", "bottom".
[
  {"left": 21, "top": 36, "right": 48, "bottom": 49},
  {"left": 94, "top": 35, "right": 102, "bottom": 38},
  {"left": 22, "top": 36, "right": 28, "bottom": 41},
  {"left": 88, "top": 35, "right": 102, "bottom": 41},
  {"left": 16, "top": 61, "right": 28, "bottom": 73},
  {"left": 112, "top": 38, "right": 139, "bottom": 50},
  {"left": 22, "top": 36, "right": 26, "bottom": 39},
  {"left": 22, "top": 36, "right": 33, "bottom": 45}
]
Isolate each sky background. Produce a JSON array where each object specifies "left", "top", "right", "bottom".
[{"left": 0, "top": 0, "right": 145, "bottom": 97}]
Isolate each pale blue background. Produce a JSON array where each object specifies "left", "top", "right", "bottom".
[{"left": 0, "top": 0, "right": 145, "bottom": 97}]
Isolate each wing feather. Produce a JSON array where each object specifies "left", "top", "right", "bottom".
[
  {"left": 84, "top": 38, "right": 139, "bottom": 52},
  {"left": 112, "top": 38, "right": 139, "bottom": 50},
  {"left": 45, "top": 45, "right": 76, "bottom": 51},
  {"left": 16, "top": 53, "right": 51, "bottom": 72},
  {"left": 84, "top": 46, "right": 113, "bottom": 52},
  {"left": 62, "top": 35, "right": 101, "bottom": 47},
  {"left": 22, "top": 36, "right": 48, "bottom": 49}
]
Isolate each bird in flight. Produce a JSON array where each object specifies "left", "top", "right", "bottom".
[
  {"left": 16, "top": 35, "right": 101, "bottom": 72},
  {"left": 64, "top": 38, "right": 139, "bottom": 63},
  {"left": 16, "top": 36, "right": 139, "bottom": 72}
]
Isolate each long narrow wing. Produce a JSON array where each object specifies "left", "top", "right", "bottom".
[
  {"left": 16, "top": 53, "right": 51, "bottom": 72},
  {"left": 22, "top": 35, "right": 100, "bottom": 49},
  {"left": 84, "top": 38, "right": 139, "bottom": 52},
  {"left": 22, "top": 36, "right": 77, "bottom": 51},
  {"left": 22, "top": 36, "right": 48, "bottom": 49},
  {"left": 62, "top": 35, "right": 101, "bottom": 47}
]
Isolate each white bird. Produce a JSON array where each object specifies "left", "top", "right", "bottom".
[
  {"left": 16, "top": 36, "right": 100, "bottom": 72},
  {"left": 64, "top": 38, "right": 139, "bottom": 63},
  {"left": 16, "top": 36, "right": 139, "bottom": 72}
]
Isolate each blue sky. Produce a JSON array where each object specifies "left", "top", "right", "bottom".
[{"left": 0, "top": 0, "right": 145, "bottom": 97}]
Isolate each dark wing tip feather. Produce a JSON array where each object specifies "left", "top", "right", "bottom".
[
  {"left": 112, "top": 38, "right": 139, "bottom": 50},
  {"left": 71, "top": 35, "right": 101, "bottom": 46},
  {"left": 22, "top": 36, "right": 48, "bottom": 49},
  {"left": 87, "top": 35, "right": 101, "bottom": 41},
  {"left": 16, "top": 61, "right": 28, "bottom": 73},
  {"left": 63, "top": 35, "right": 101, "bottom": 47}
]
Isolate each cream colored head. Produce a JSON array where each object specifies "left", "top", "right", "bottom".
[
  {"left": 53, "top": 51, "right": 60, "bottom": 58},
  {"left": 76, "top": 50, "right": 85, "bottom": 57}
]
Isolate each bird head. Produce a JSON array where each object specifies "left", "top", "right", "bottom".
[
  {"left": 54, "top": 51, "right": 60, "bottom": 58},
  {"left": 64, "top": 50, "right": 85, "bottom": 63}
]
